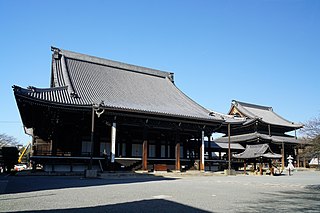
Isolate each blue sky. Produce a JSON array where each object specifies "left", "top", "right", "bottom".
[{"left": 1, "top": 0, "right": 320, "bottom": 145}]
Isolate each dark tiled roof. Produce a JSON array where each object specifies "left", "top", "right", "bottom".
[
  {"left": 233, "top": 144, "right": 282, "bottom": 159},
  {"left": 208, "top": 141, "right": 245, "bottom": 150},
  {"left": 231, "top": 100, "right": 303, "bottom": 129},
  {"left": 215, "top": 132, "right": 302, "bottom": 144},
  {"left": 14, "top": 47, "right": 224, "bottom": 122}
]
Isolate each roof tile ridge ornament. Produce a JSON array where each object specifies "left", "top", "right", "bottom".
[
  {"left": 168, "top": 73, "right": 174, "bottom": 84},
  {"left": 12, "top": 85, "right": 22, "bottom": 92},
  {"left": 51, "top": 46, "right": 61, "bottom": 60}
]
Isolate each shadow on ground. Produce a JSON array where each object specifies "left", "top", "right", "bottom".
[
  {"left": 240, "top": 185, "right": 320, "bottom": 213},
  {"left": 8, "top": 199, "right": 210, "bottom": 213},
  {"left": 0, "top": 174, "right": 176, "bottom": 195}
]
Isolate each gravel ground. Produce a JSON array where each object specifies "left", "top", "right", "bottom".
[{"left": 0, "top": 170, "right": 319, "bottom": 212}]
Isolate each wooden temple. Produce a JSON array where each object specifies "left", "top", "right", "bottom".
[
  {"left": 13, "top": 47, "right": 239, "bottom": 172},
  {"left": 215, "top": 100, "right": 304, "bottom": 171}
]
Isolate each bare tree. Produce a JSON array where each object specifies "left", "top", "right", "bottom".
[
  {"left": 303, "top": 116, "right": 320, "bottom": 139},
  {"left": 301, "top": 115, "right": 320, "bottom": 168},
  {"left": 0, "top": 133, "right": 19, "bottom": 147}
]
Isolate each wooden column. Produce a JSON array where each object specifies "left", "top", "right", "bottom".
[
  {"left": 244, "top": 159, "right": 246, "bottom": 175},
  {"left": 208, "top": 135, "right": 211, "bottom": 171},
  {"left": 281, "top": 142, "right": 285, "bottom": 170},
  {"left": 269, "top": 160, "right": 273, "bottom": 176},
  {"left": 228, "top": 123, "right": 231, "bottom": 173},
  {"left": 200, "top": 131, "right": 205, "bottom": 171},
  {"left": 175, "top": 143, "right": 180, "bottom": 171},
  {"left": 175, "top": 132, "right": 180, "bottom": 171},
  {"left": 111, "top": 122, "right": 116, "bottom": 163},
  {"left": 32, "top": 136, "right": 36, "bottom": 171},
  {"left": 142, "top": 128, "right": 148, "bottom": 171},
  {"left": 142, "top": 140, "right": 148, "bottom": 171},
  {"left": 296, "top": 147, "right": 300, "bottom": 168}
]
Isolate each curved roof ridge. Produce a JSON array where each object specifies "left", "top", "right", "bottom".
[
  {"left": 232, "top": 100, "right": 272, "bottom": 111},
  {"left": 13, "top": 85, "right": 68, "bottom": 93},
  {"left": 51, "top": 46, "right": 173, "bottom": 81}
]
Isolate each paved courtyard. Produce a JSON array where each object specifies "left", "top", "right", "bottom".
[{"left": 0, "top": 170, "right": 319, "bottom": 212}]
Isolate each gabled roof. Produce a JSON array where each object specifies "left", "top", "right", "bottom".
[
  {"left": 233, "top": 144, "right": 282, "bottom": 159},
  {"left": 13, "top": 47, "right": 224, "bottom": 122},
  {"left": 215, "top": 132, "right": 302, "bottom": 144},
  {"left": 229, "top": 100, "right": 303, "bottom": 129}
]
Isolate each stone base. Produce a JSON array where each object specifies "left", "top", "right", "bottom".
[
  {"left": 85, "top": 169, "right": 97, "bottom": 178},
  {"left": 224, "top": 169, "right": 236, "bottom": 176}
]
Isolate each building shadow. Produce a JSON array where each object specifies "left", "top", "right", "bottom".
[
  {"left": 8, "top": 199, "right": 211, "bottom": 213},
  {"left": 239, "top": 185, "right": 320, "bottom": 212},
  {"left": 1, "top": 173, "right": 176, "bottom": 195}
]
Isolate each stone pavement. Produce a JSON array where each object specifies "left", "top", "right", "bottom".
[{"left": 0, "top": 170, "right": 319, "bottom": 212}]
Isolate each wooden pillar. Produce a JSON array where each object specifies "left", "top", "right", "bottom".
[
  {"left": 208, "top": 135, "right": 211, "bottom": 171},
  {"left": 200, "top": 131, "right": 205, "bottom": 171},
  {"left": 259, "top": 158, "right": 263, "bottom": 175},
  {"left": 269, "top": 160, "right": 273, "bottom": 176},
  {"left": 281, "top": 142, "right": 285, "bottom": 170},
  {"left": 175, "top": 132, "right": 180, "bottom": 171},
  {"left": 228, "top": 123, "right": 231, "bottom": 172},
  {"left": 175, "top": 142, "right": 180, "bottom": 171},
  {"left": 142, "top": 128, "right": 148, "bottom": 171},
  {"left": 244, "top": 159, "right": 247, "bottom": 175},
  {"left": 142, "top": 140, "right": 148, "bottom": 171},
  {"left": 208, "top": 135, "right": 211, "bottom": 160},
  {"left": 32, "top": 136, "right": 36, "bottom": 171},
  {"left": 296, "top": 147, "right": 300, "bottom": 168},
  {"left": 111, "top": 122, "right": 116, "bottom": 163}
]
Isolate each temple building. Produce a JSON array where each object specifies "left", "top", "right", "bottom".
[
  {"left": 215, "top": 100, "right": 304, "bottom": 169},
  {"left": 13, "top": 47, "right": 236, "bottom": 172}
]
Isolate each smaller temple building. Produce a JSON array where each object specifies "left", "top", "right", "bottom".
[{"left": 216, "top": 100, "right": 304, "bottom": 170}]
